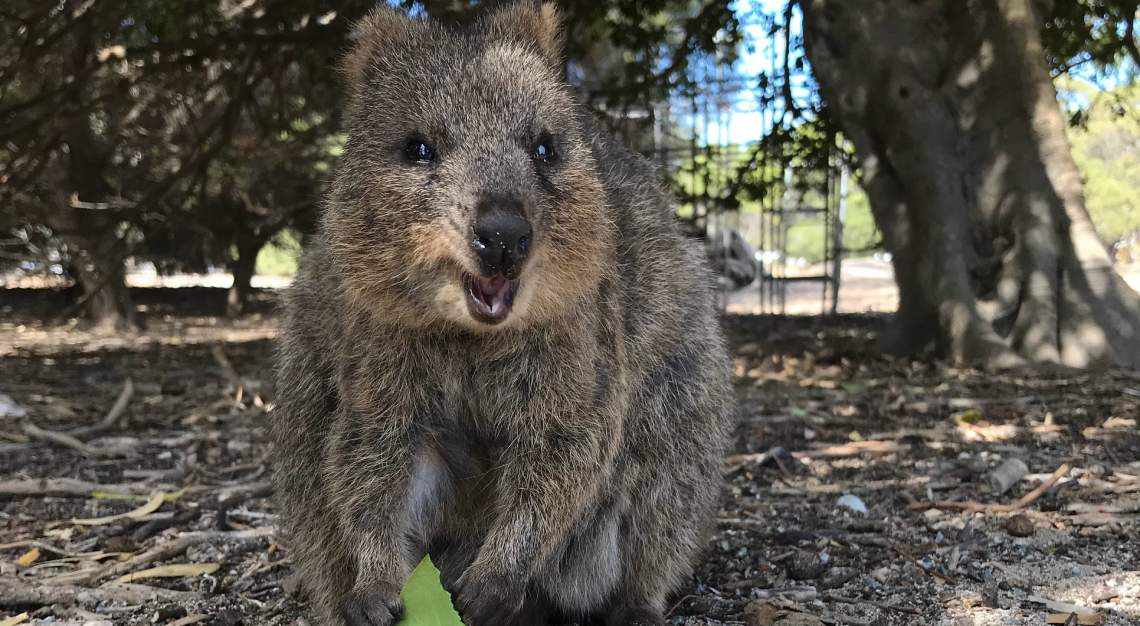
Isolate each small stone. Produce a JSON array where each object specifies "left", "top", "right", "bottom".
[
  {"left": 150, "top": 605, "right": 187, "bottom": 623},
  {"left": 785, "top": 551, "right": 829, "bottom": 580},
  {"left": 870, "top": 566, "right": 892, "bottom": 583},
  {"left": 0, "top": 393, "right": 27, "bottom": 418},
  {"left": 1005, "top": 513, "right": 1035, "bottom": 537},
  {"left": 835, "top": 494, "right": 868, "bottom": 515}
]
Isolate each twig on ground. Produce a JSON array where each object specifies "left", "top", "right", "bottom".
[
  {"left": 132, "top": 510, "right": 199, "bottom": 543},
  {"left": 0, "top": 478, "right": 161, "bottom": 499},
  {"left": 211, "top": 345, "right": 263, "bottom": 406},
  {"left": 69, "top": 378, "right": 134, "bottom": 438},
  {"left": 0, "top": 540, "right": 75, "bottom": 557},
  {"left": 46, "top": 528, "right": 273, "bottom": 586},
  {"left": 748, "top": 586, "right": 819, "bottom": 602},
  {"left": 766, "top": 476, "right": 931, "bottom": 496},
  {"left": 801, "top": 440, "right": 904, "bottom": 458},
  {"left": 20, "top": 423, "right": 122, "bottom": 457},
  {"left": 210, "top": 345, "right": 242, "bottom": 387},
  {"left": 664, "top": 594, "right": 697, "bottom": 618},
  {"left": 824, "top": 593, "right": 920, "bottom": 615},
  {"left": 0, "top": 578, "right": 197, "bottom": 607},
  {"left": 215, "top": 480, "right": 274, "bottom": 503},
  {"left": 216, "top": 481, "right": 274, "bottom": 529},
  {"left": 910, "top": 464, "right": 1071, "bottom": 514},
  {"left": 725, "top": 440, "right": 904, "bottom": 468}
]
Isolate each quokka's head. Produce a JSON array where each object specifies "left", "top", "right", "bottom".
[{"left": 326, "top": 1, "right": 611, "bottom": 332}]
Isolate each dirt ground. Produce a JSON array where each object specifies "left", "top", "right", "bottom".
[{"left": 1, "top": 288, "right": 1138, "bottom": 626}]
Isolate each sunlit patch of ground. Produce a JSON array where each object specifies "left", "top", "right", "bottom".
[{"left": 0, "top": 316, "right": 279, "bottom": 356}]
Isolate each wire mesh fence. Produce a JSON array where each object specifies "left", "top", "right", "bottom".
[{"left": 592, "top": 36, "right": 850, "bottom": 315}]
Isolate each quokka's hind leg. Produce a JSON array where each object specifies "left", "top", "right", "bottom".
[
  {"left": 603, "top": 478, "right": 707, "bottom": 626},
  {"left": 537, "top": 500, "right": 624, "bottom": 620},
  {"left": 606, "top": 364, "right": 729, "bottom": 626},
  {"left": 603, "top": 454, "right": 721, "bottom": 626}
]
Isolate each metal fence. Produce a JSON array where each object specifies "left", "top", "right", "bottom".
[{"left": 595, "top": 44, "right": 850, "bottom": 315}]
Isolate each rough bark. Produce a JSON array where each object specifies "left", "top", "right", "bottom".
[
  {"left": 48, "top": 10, "right": 138, "bottom": 331},
  {"left": 54, "top": 121, "right": 137, "bottom": 331},
  {"left": 67, "top": 233, "right": 136, "bottom": 332},
  {"left": 802, "top": 0, "right": 1140, "bottom": 368}
]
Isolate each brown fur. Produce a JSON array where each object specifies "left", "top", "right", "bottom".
[{"left": 272, "top": 3, "right": 734, "bottom": 625}]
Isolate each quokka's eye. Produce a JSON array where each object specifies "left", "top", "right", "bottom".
[
  {"left": 403, "top": 138, "right": 435, "bottom": 164},
  {"left": 533, "top": 135, "right": 557, "bottom": 164}
]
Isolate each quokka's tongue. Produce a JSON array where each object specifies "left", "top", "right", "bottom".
[{"left": 474, "top": 276, "right": 510, "bottom": 309}]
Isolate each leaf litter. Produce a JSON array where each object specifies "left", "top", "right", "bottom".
[{"left": 0, "top": 294, "right": 1137, "bottom": 625}]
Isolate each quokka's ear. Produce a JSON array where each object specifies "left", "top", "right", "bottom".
[
  {"left": 486, "top": 1, "right": 565, "bottom": 69},
  {"left": 339, "top": 6, "right": 414, "bottom": 91}
]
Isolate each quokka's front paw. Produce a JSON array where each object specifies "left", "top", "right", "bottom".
[
  {"left": 341, "top": 583, "right": 404, "bottom": 626},
  {"left": 453, "top": 563, "right": 525, "bottom": 626}
]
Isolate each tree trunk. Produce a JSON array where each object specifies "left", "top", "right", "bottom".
[
  {"left": 801, "top": 0, "right": 1140, "bottom": 368},
  {"left": 68, "top": 238, "right": 136, "bottom": 332},
  {"left": 50, "top": 10, "right": 138, "bottom": 331},
  {"left": 226, "top": 233, "right": 265, "bottom": 317},
  {"left": 53, "top": 120, "right": 138, "bottom": 331}
]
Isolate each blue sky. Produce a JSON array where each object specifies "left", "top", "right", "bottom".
[
  {"left": 710, "top": 0, "right": 1130, "bottom": 145},
  {"left": 688, "top": 0, "right": 803, "bottom": 145}
]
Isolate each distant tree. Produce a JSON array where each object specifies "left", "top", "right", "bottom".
[
  {"left": 799, "top": 0, "right": 1140, "bottom": 367},
  {"left": 0, "top": 0, "right": 372, "bottom": 327},
  {"left": 1, "top": 0, "right": 737, "bottom": 325},
  {"left": 7, "top": 0, "right": 1135, "bottom": 365},
  {"left": 1062, "top": 79, "right": 1140, "bottom": 246}
]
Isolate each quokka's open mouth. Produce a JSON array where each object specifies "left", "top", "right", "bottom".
[{"left": 465, "top": 274, "right": 520, "bottom": 324}]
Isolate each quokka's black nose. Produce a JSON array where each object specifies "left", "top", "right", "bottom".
[{"left": 472, "top": 210, "right": 531, "bottom": 278}]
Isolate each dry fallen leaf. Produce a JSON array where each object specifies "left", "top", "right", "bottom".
[
  {"left": 15, "top": 547, "right": 40, "bottom": 567},
  {"left": 1031, "top": 596, "right": 1104, "bottom": 625},
  {"left": 744, "top": 600, "right": 825, "bottom": 626},
  {"left": 0, "top": 613, "right": 29, "bottom": 626},
  {"left": 44, "top": 527, "right": 74, "bottom": 541},
  {"left": 91, "top": 486, "right": 187, "bottom": 502},
  {"left": 70, "top": 491, "right": 165, "bottom": 526},
  {"left": 114, "top": 562, "right": 220, "bottom": 584}
]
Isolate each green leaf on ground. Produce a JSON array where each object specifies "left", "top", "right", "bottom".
[{"left": 397, "top": 556, "right": 463, "bottom": 626}]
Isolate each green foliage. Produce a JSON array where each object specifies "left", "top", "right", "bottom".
[
  {"left": 1042, "top": 1, "right": 1140, "bottom": 77},
  {"left": 772, "top": 188, "right": 878, "bottom": 264},
  {"left": 255, "top": 230, "right": 302, "bottom": 276},
  {"left": 3, "top": 0, "right": 1137, "bottom": 295},
  {"left": 396, "top": 557, "right": 463, "bottom": 626},
  {"left": 841, "top": 189, "right": 878, "bottom": 254},
  {"left": 1062, "top": 78, "right": 1140, "bottom": 243}
]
